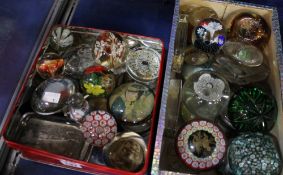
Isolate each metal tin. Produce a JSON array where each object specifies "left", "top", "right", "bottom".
[
  {"left": 31, "top": 77, "right": 76, "bottom": 115},
  {"left": 176, "top": 120, "right": 226, "bottom": 171},
  {"left": 126, "top": 47, "right": 161, "bottom": 84},
  {"left": 103, "top": 132, "right": 147, "bottom": 172},
  {"left": 80, "top": 110, "right": 117, "bottom": 147},
  {"left": 16, "top": 113, "right": 92, "bottom": 160}
]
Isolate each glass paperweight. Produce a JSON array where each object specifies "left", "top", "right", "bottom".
[
  {"left": 109, "top": 83, "right": 154, "bottom": 124},
  {"left": 228, "top": 133, "right": 282, "bottom": 175},
  {"left": 103, "top": 132, "right": 146, "bottom": 172},
  {"left": 66, "top": 93, "right": 89, "bottom": 122},
  {"left": 182, "top": 71, "right": 230, "bottom": 119},
  {"left": 230, "top": 13, "right": 270, "bottom": 45},
  {"left": 212, "top": 54, "right": 269, "bottom": 85},
  {"left": 36, "top": 52, "right": 64, "bottom": 79},
  {"left": 184, "top": 46, "right": 210, "bottom": 66},
  {"left": 222, "top": 41, "right": 263, "bottom": 67},
  {"left": 187, "top": 7, "right": 218, "bottom": 27},
  {"left": 126, "top": 47, "right": 160, "bottom": 84},
  {"left": 192, "top": 18, "right": 226, "bottom": 53},
  {"left": 31, "top": 78, "right": 76, "bottom": 115},
  {"left": 81, "top": 66, "right": 115, "bottom": 97},
  {"left": 50, "top": 27, "right": 74, "bottom": 50},
  {"left": 63, "top": 44, "right": 96, "bottom": 79},
  {"left": 93, "top": 32, "right": 127, "bottom": 70},
  {"left": 176, "top": 120, "right": 226, "bottom": 171},
  {"left": 228, "top": 87, "right": 277, "bottom": 132},
  {"left": 80, "top": 110, "right": 117, "bottom": 147}
]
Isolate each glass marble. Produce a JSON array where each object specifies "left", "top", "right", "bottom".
[
  {"left": 212, "top": 54, "right": 269, "bottom": 85},
  {"left": 80, "top": 110, "right": 117, "bottom": 147},
  {"left": 50, "top": 27, "right": 74, "bottom": 50},
  {"left": 81, "top": 66, "right": 115, "bottom": 97},
  {"left": 230, "top": 13, "right": 270, "bottom": 45},
  {"left": 64, "top": 44, "right": 96, "bottom": 78},
  {"left": 36, "top": 52, "right": 64, "bottom": 79},
  {"left": 66, "top": 93, "right": 89, "bottom": 122},
  {"left": 182, "top": 70, "right": 230, "bottom": 119},
  {"left": 103, "top": 132, "right": 146, "bottom": 172},
  {"left": 93, "top": 32, "right": 127, "bottom": 71},
  {"left": 126, "top": 47, "right": 160, "bottom": 83},
  {"left": 192, "top": 18, "right": 226, "bottom": 53},
  {"left": 228, "top": 87, "right": 277, "bottom": 132},
  {"left": 228, "top": 133, "right": 282, "bottom": 175},
  {"left": 187, "top": 7, "right": 218, "bottom": 27},
  {"left": 109, "top": 83, "right": 154, "bottom": 124},
  {"left": 222, "top": 41, "right": 263, "bottom": 67},
  {"left": 176, "top": 120, "right": 226, "bottom": 171},
  {"left": 31, "top": 78, "right": 76, "bottom": 115}
]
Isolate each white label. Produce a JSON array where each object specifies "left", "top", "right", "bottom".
[
  {"left": 42, "top": 92, "right": 61, "bottom": 103},
  {"left": 59, "top": 159, "right": 82, "bottom": 169}
]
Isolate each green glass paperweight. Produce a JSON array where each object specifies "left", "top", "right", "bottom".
[{"left": 228, "top": 87, "right": 277, "bottom": 132}]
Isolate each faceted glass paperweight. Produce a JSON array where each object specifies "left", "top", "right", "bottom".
[
  {"left": 103, "top": 132, "right": 146, "bottom": 172},
  {"left": 192, "top": 18, "right": 226, "bottom": 53},
  {"left": 50, "top": 27, "right": 74, "bottom": 50},
  {"left": 176, "top": 120, "right": 226, "bottom": 171},
  {"left": 182, "top": 71, "right": 230, "bottom": 119},
  {"left": 126, "top": 47, "right": 160, "bottom": 83},
  {"left": 80, "top": 110, "right": 117, "bottom": 147},
  {"left": 230, "top": 13, "right": 270, "bottom": 45},
  {"left": 109, "top": 83, "right": 154, "bottom": 124},
  {"left": 93, "top": 32, "right": 127, "bottom": 70},
  {"left": 187, "top": 7, "right": 218, "bottom": 27},
  {"left": 228, "top": 133, "right": 282, "bottom": 175},
  {"left": 66, "top": 93, "right": 89, "bottom": 122},
  {"left": 81, "top": 66, "right": 115, "bottom": 97},
  {"left": 228, "top": 87, "right": 277, "bottom": 132},
  {"left": 64, "top": 44, "right": 96, "bottom": 78},
  {"left": 31, "top": 78, "right": 76, "bottom": 115},
  {"left": 212, "top": 54, "right": 269, "bottom": 85},
  {"left": 36, "top": 52, "right": 64, "bottom": 79},
  {"left": 222, "top": 41, "right": 263, "bottom": 67}
]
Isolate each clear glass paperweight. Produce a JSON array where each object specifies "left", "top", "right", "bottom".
[
  {"left": 182, "top": 70, "right": 230, "bottom": 119},
  {"left": 66, "top": 93, "right": 90, "bottom": 122},
  {"left": 50, "top": 26, "right": 74, "bottom": 50}
]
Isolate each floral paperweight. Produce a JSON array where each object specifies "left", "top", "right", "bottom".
[
  {"left": 50, "top": 26, "right": 74, "bottom": 50},
  {"left": 31, "top": 78, "right": 76, "bottom": 115},
  {"left": 109, "top": 83, "right": 154, "bottom": 125},
  {"left": 80, "top": 110, "right": 117, "bottom": 147},
  {"left": 36, "top": 52, "right": 64, "bottom": 79},
  {"left": 103, "top": 132, "right": 146, "bottom": 172},
  {"left": 81, "top": 66, "right": 115, "bottom": 97},
  {"left": 228, "top": 87, "right": 277, "bottom": 132},
  {"left": 93, "top": 32, "right": 127, "bottom": 70},
  {"left": 176, "top": 120, "right": 226, "bottom": 171},
  {"left": 228, "top": 133, "right": 282, "bottom": 175},
  {"left": 192, "top": 18, "right": 226, "bottom": 53},
  {"left": 182, "top": 70, "right": 230, "bottom": 119},
  {"left": 126, "top": 47, "right": 160, "bottom": 84}
]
